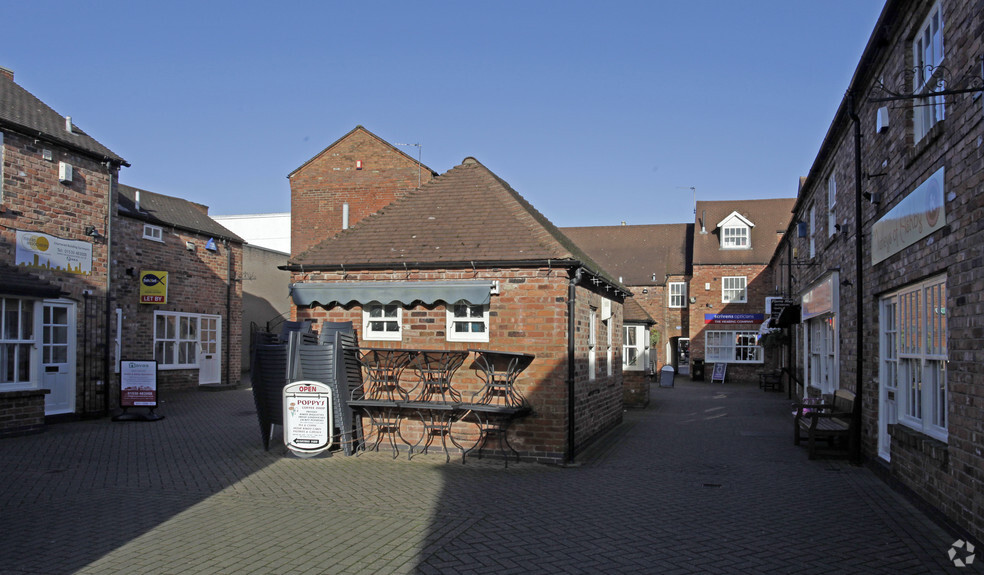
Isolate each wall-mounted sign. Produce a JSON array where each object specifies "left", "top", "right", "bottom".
[
  {"left": 283, "top": 381, "right": 333, "bottom": 458},
  {"left": 139, "top": 271, "right": 168, "bottom": 304},
  {"left": 872, "top": 166, "right": 946, "bottom": 265},
  {"left": 704, "top": 313, "right": 765, "bottom": 324},
  {"left": 802, "top": 274, "right": 837, "bottom": 321},
  {"left": 15, "top": 230, "right": 92, "bottom": 275}
]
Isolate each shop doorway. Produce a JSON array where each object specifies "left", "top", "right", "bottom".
[{"left": 42, "top": 300, "right": 76, "bottom": 415}]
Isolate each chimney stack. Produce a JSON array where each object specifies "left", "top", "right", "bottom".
[{"left": 0, "top": 66, "right": 13, "bottom": 81}]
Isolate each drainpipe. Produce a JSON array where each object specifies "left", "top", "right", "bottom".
[
  {"left": 848, "top": 92, "right": 864, "bottom": 465},
  {"left": 225, "top": 239, "right": 233, "bottom": 387},
  {"left": 566, "top": 267, "right": 584, "bottom": 463},
  {"left": 103, "top": 164, "right": 115, "bottom": 416}
]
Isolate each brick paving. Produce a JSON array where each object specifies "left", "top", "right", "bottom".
[{"left": 0, "top": 378, "right": 970, "bottom": 574}]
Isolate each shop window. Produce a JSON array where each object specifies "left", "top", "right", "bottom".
[
  {"left": 623, "top": 325, "right": 647, "bottom": 371},
  {"left": 446, "top": 301, "right": 489, "bottom": 343},
  {"left": 705, "top": 330, "right": 762, "bottom": 364},
  {"left": 154, "top": 311, "right": 199, "bottom": 369},
  {"left": 0, "top": 297, "right": 35, "bottom": 386},
  {"left": 883, "top": 275, "right": 947, "bottom": 442},
  {"left": 363, "top": 303, "right": 401, "bottom": 341}
]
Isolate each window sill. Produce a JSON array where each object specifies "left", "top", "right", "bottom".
[{"left": 888, "top": 423, "right": 949, "bottom": 470}]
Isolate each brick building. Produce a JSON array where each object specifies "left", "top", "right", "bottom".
[
  {"left": 286, "top": 131, "right": 629, "bottom": 463},
  {"left": 1, "top": 68, "right": 243, "bottom": 435},
  {"left": 691, "top": 199, "right": 795, "bottom": 383},
  {"left": 562, "top": 224, "right": 691, "bottom": 405},
  {"left": 114, "top": 185, "right": 244, "bottom": 392},
  {"left": 1, "top": 67, "right": 127, "bottom": 433},
  {"left": 771, "top": 0, "right": 984, "bottom": 542}
]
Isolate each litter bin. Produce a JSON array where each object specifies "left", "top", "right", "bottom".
[
  {"left": 659, "top": 365, "right": 675, "bottom": 388},
  {"left": 691, "top": 359, "right": 705, "bottom": 381}
]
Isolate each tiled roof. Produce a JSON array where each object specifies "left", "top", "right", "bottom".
[
  {"left": 0, "top": 72, "right": 127, "bottom": 165},
  {"left": 623, "top": 297, "right": 655, "bottom": 324},
  {"left": 692, "top": 198, "right": 796, "bottom": 265},
  {"left": 291, "top": 157, "right": 617, "bottom": 283},
  {"left": 118, "top": 184, "right": 243, "bottom": 243},
  {"left": 561, "top": 224, "right": 693, "bottom": 286}
]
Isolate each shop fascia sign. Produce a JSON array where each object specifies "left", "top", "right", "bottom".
[{"left": 871, "top": 166, "right": 946, "bottom": 265}]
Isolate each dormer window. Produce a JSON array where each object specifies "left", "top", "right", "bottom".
[{"left": 717, "top": 211, "right": 754, "bottom": 250}]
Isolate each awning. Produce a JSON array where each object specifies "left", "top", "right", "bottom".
[
  {"left": 290, "top": 280, "right": 495, "bottom": 307},
  {"left": 0, "top": 263, "right": 64, "bottom": 298},
  {"left": 775, "top": 304, "right": 801, "bottom": 328}
]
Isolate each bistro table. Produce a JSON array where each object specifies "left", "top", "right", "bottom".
[
  {"left": 459, "top": 349, "right": 535, "bottom": 466},
  {"left": 403, "top": 349, "right": 470, "bottom": 462},
  {"left": 349, "top": 348, "right": 417, "bottom": 458}
]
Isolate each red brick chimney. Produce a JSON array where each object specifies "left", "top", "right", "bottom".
[{"left": 0, "top": 67, "right": 14, "bottom": 81}]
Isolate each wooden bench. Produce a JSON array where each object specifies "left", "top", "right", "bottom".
[{"left": 793, "top": 389, "right": 856, "bottom": 460}]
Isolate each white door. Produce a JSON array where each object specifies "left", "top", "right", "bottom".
[
  {"left": 42, "top": 301, "right": 76, "bottom": 415},
  {"left": 878, "top": 297, "right": 898, "bottom": 461},
  {"left": 197, "top": 315, "right": 221, "bottom": 385}
]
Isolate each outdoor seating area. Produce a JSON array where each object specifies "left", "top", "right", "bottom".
[
  {"left": 793, "top": 388, "right": 857, "bottom": 459},
  {"left": 250, "top": 324, "right": 534, "bottom": 466}
]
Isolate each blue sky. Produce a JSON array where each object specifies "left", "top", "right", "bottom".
[{"left": 5, "top": 1, "right": 885, "bottom": 227}]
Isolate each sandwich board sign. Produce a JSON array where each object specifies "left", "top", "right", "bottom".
[
  {"left": 711, "top": 362, "right": 728, "bottom": 384},
  {"left": 283, "top": 381, "right": 333, "bottom": 457}
]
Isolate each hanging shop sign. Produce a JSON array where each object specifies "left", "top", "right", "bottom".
[
  {"left": 15, "top": 230, "right": 92, "bottom": 275},
  {"left": 704, "top": 313, "right": 765, "bottom": 324},
  {"left": 871, "top": 166, "right": 946, "bottom": 265},
  {"left": 283, "top": 381, "right": 333, "bottom": 457},
  {"left": 139, "top": 271, "right": 169, "bottom": 304}
]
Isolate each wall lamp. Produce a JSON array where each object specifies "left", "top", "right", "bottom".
[{"left": 84, "top": 225, "right": 100, "bottom": 238}]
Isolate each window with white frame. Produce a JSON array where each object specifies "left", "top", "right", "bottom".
[
  {"left": 622, "top": 325, "right": 647, "bottom": 371},
  {"left": 722, "top": 276, "right": 747, "bottom": 303},
  {"left": 913, "top": 1, "right": 945, "bottom": 143},
  {"left": 363, "top": 303, "right": 401, "bottom": 341},
  {"left": 143, "top": 224, "right": 164, "bottom": 242},
  {"left": 705, "top": 330, "right": 762, "bottom": 364},
  {"left": 588, "top": 308, "right": 597, "bottom": 380},
  {"left": 808, "top": 204, "right": 816, "bottom": 258},
  {"left": 446, "top": 301, "right": 489, "bottom": 342},
  {"left": 668, "top": 282, "right": 687, "bottom": 308},
  {"left": 0, "top": 297, "right": 35, "bottom": 386},
  {"left": 606, "top": 317, "right": 613, "bottom": 377},
  {"left": 883, "top": 276, "right": 947, "bottom": 442},
  {"left": 827, "top": 173, "right": 837, "bottom": 237},
  {"left": 154, "top": 311, "right": 199, "bottom": 369},
  {"left": 722, "top": 224, "right": 749, "bottom": 249}
]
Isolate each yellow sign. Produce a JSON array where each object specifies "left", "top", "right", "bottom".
[{"left": 139, "top": 271, "right": 168, "bottom": 304}]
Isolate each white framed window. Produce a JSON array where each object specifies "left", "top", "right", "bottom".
[
  {"left": 808, "top": 204, "right": 816, "bottom": 258},
  {"left": 913, "top": 1, "right": 945, "bottom": 143},
  {"left": 827, "top": 173, "right": 837, "bottom": 237},
  {"left": 588, "top": 308, "right": 597, "bottom": 380},
  {"left": 668, "top": 282, "right": 687, "bottom": 308},
  {"left": 143, "top": 224, "right": 164, "bottom": 242},
  {"left": 722, "top": 276, "right": 747, "bottom": 303},
  {"left": 705, "top": 330, "right": 762, "bottom": 364},
  {"left": 606, "top": 317, "right": 613, "bottom": 377},
  {"left": 446, "top": 301, "right": 489, "bottom": 343},
  {"left": 884, "top": 275, "right": 947, "bottom": 442},
  {"left": 153, "top": 311, "right": 200, "bottom": 369},
  {"left": 363, "top": 303, "right": 401, "bottom": 341},
  {"left": 622, "top": 325, "right": 647, "bottom": 371},
  {"left": 722, "top": 225, "right": 749, "bottom": 249},
  {"left": 0, "top": 297, "right": 36, "bottom": 386}
]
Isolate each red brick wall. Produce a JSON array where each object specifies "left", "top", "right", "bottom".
[
  {"left": 1, "top": 129, "right": 115, "bottom": 422},
  {"left": 689, "top": 263, "right": 774, "bottom": 382},
  {"left": 290, "top": 267, "right": 623, "bottom": 463},
  {"left": 113, "top": 216, "right": 243, "bottom": 392},
  {"left": 289, "top": 128, "right": 434, "bottom": 257}
]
